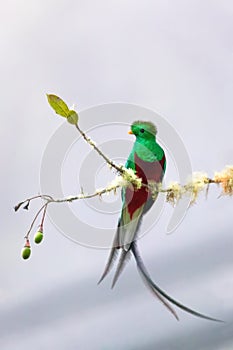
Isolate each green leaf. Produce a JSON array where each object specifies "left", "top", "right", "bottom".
[
  {"left": 47, "top": 94, "right": 69, "bottom": 118},
  {"left": 67, "top": 110, "right": 78, "bottom": 125}
]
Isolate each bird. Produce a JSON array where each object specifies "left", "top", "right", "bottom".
[{"left": 98, "top": 120, "right": 222, "bottom": 322}]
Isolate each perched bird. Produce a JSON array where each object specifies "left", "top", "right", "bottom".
[{"left": 98, "top": 120, "right": 221, "bottom": 322}]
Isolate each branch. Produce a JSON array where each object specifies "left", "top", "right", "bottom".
[
  {"left": 165, "top": 168, "right": 233, "bottom": 206},
  {"left": 75, "top": 124, "right": 124, "bottom": 174},
  {"left": 16, "top": 167, "right": 233, "bottom": 248},
  {"left": 16, "top": 94, "right": 233, "bottom": 260}
]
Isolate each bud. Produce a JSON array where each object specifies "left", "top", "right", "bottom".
[
  {"left": 34, "top": 230, "right": 44, "bottom": 244},
  {"left": 21, "top": 246, "right": 31, "bottom": 260}
]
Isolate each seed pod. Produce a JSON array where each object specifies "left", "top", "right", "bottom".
[
  {"left": 22, "top": 247, "right": 31, "bottom": 260},
  {"left": 34, "top": 231, "right": 43, "bottom": 244}
]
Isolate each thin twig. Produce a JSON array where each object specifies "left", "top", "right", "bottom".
[
  {"left": 39, "top": 203, "right": 48, "bottom": 231},
  {"left": 24, "top": 203, "right": 48, "bottom": 240},
  {"left": 75, "top": 124, "right": 124, "bottom": 174},
  {"left": 14, "top": 194, "right": 53, "bottom": 212},
  {"left": 53, "top": 186, "right": 121, "bottom": 203}
]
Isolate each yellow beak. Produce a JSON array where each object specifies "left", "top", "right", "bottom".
[{"left": 128, "top": 130, "right": 133, "bottom": 134}]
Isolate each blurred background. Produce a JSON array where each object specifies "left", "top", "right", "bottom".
[{"left": 1, "top": 0, "right": 233, "bottom": 349}]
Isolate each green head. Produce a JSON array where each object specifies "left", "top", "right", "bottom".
[{"left": 129, "top": 121, "right": 157, "bottom": 141}]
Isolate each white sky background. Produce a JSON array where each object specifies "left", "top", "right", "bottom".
[{"left": 1, "top": 0, "right": 233, "bottom": 349}]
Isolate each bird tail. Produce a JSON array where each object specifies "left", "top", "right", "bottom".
[
  {"left": 97, "top": 223, "right": 120, "bottom": 285},
  {"left": 110, "top": 210, "right": 144, "bottom": 287},
  {"left": 131, "top": 242, "right": 223, "bottom": 322},
  {"left": 111, "top": 249, "right": 131, "bottom": 288},
  {"left": 98, "top": 208, "right": 143, "bottom": 285}
]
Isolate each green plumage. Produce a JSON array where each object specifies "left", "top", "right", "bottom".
[
  {"left": 99, "top": 120, "right": 166, "bottom": 285},
  {"left": 126, "top": 121, "right": 166, "bottom": 169},
  {"left": 98, "top": 121, "right": 221, "bottom": 323}
]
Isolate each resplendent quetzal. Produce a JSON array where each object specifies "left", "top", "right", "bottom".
[{"left": 98, "top": 121, "right": 221, "bottom": 322}]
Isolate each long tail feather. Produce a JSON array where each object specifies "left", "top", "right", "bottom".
[
  {"left": 99, "top": 206, "right": 143, "bottom": 286},
  {"left": 131, "top": 243, "right": 178, "bottom": 320},
  {"left": 139, "top": 271, "right": 179, "bottom": 320},
  {"left": 97, "top": 228, "right": 120, "bottom": 285},
  {"left": 111, "top": 249, "right": 131, "bottom": 288},
  {"left": 131, "top": 243, "right": 223, "bottom": 323}
]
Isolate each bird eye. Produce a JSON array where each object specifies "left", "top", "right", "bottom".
[{"left": 140, "top": 128, "right": 145, "bottom": 133}]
